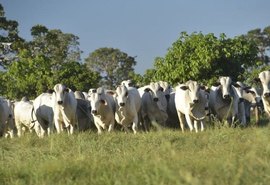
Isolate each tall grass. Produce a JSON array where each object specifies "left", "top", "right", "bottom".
[{"left": 1, "top": 125, "right": 270, "bottom": 185}]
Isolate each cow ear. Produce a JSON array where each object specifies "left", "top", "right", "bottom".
[
  {"left": 144, "top": 88, "right": 151, "bottom": 92},
  {"left": 47, "top": 89, "right": 54, "bottom": 94},
  {"left": 254, "top": 78, "right": 261, "bottom": 83},
  {"left": 243, "top": 86, "right": 251, "bottom": 91},
  {"left": 106, "top": 90, "right": 115, "bottom": 96},
  {"left": 100, "top": 99, "right": 107, "bottom": 105},
  {"left": 200, "top": 86, "right": 206, "bottom": 90},
  {"left": 232, "top": 82, "right": 241, "bottom": 88},
  {"left": 246, "top": 89, "right": 256, "bottom": 95},
  {"left": 212, "top": 82, "right": 220, "bottom": 87},
  {"left": 159, "top": 87, "right": 164, "bottom": 92},
  {"left": 180, "top": 86, "right": 189, "bottom": 90}
]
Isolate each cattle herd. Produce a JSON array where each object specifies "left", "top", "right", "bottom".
[{"left": 1, "top": 70, "right": 270, "bottom": 138}]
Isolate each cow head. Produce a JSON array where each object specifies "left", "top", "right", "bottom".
[
  {"left": 115, "top": 85, "right": 128, "bottom": 107},
  {"left": 53, "top": 84, "right": 69, "bottom": 105},
  {"left": 258, "top": 70, "right": 270, "bottom": 99},
  {"left": 179, "top": 80, "right": 202, "bottom": 106},
  {"left": 89, "top": 87, "right": 107, "bottom": 115},
  {"left": 158, "top": 81, "right": 172, "bottom": 101}
]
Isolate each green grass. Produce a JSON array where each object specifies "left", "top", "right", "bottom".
[{"left": 1, "top": 125, "right": 270, "bottom": 185}]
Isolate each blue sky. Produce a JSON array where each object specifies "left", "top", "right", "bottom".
[{"left": 1, "top": 0, "right": 270, "bottom": 74}]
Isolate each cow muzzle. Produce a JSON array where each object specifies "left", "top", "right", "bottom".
[
  {"left": 119, "top": 102, "right": 125, "bottom": 107},
  {"left": 153, "top": 98, "right": 159, "bottom": 102},
  {"left": 193, "top": 99, "right": 199, "bottom": 104},
  {"left": 223, "top": 94, "right": 230, "bottom": 99},
  {"left": 92, "top": 110, "right": 97, "bottom": 115},
  {"left": 57, "top": 101, "right": 63, "bottom": 105}
]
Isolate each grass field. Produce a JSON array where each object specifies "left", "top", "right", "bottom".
[{"left": 0, "top": 124, "right": 270, "bottom": 185}]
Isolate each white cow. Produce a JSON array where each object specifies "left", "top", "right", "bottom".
[
  {"left": 52, "top": 84, "right": 78, "bottom": 134},
  {"left": 138, "top": 82, "right": 168, "bottom": 131},
  {"left": 114, "top": 85, "right": 141, "bottom": 133},
  {"left": 33, "top": 93, "right": 54, "bottom": 137},
  {"left": 14, "top": 97, "right": 41, "bottom": 137},
  {"left": 175, "top": 81, "right": 208, "bottom": 132},
  {"left": 237, "top": 82, "right": 262, "bottom": 124},
  {"left": 257, "top": 70, "right": 270, "bottom": 117},
  {"left": 89, "top": 87, "right": 116, "bottom": 134},
  {"left": 0, "top": 98, "right": 16, "bottom": 138},
  {"left": 209, "top": 76, "right": 246, "bottom": 126}
]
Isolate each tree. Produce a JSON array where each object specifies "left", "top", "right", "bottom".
[
  {"left": 54, "top": 61, "right": 101, "bottom": 92},
  {"left": 0, "top": 3, "right": 25, "bottom": 68},
  {"left": 85, "top": 47, "right": 137, "bottom": 88},
  {"left": 29, "top": 24, "right": 81, "bottom": 68},
  {"left": 147, "top": 32, "right": 258, "bottom": 86}
]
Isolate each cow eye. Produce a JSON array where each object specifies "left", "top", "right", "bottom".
[
  {"left": 159, "top": 87, "right": 164, "bottom": 92},
  {"left": 125, "top": 92, "right": 128, "bottom": 97}
]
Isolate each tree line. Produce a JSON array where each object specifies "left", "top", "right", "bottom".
[{"left": 0, "top": 4, "right": 269, "bottom": 100}]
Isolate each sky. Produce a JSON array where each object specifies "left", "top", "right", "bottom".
[{"left": 1, "top": 0, "right": 270, "bottom": 74}]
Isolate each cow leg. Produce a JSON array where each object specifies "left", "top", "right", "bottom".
[
  {"left": 132, "top": 115, "right": 138, "bottom": 134},
  {"left": 93, "top": 119, "right": 103, "bottom": 134},
  {"left": 108, "top": 120, "right": 115, "bottom": 132},
  {"left": 185, "top": 113, "right": 194, "bottom": 132},
  {"left": 16, "top": 123, "right": 22, "bottom": 137},
  {"left": 54, "top": 119, "right": 63, "bottom": 134},
  {"left": 200, "top": 120, "right": 205, "bottom": 131},
  {"left": 194, "top": 120, "right": 198, "bottom": 133},
  {"left": 176, "top": 111, "right": 185, "bottom": 132}
]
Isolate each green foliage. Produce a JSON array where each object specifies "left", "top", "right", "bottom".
[
  {"left": 85, "top": 47, "right": 136, "bottom": 89},
  {"left": 0, "top": 4, "right": 25, "bottom": 68},
  {"left": 54, "top": 62, "right": 101, "bottom": 92},
  {"left": 145, "top": 32, "right": 258, "bottom": 86},
  {"left": 1, "top": 128, "right": 270, "bottom": 185},
  {"left": 0, "top": 49, "right": 101, "bottom": 99}
]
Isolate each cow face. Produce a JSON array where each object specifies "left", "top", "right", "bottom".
[
  {"left": 147, "top": 82, "right": 164, "bottom": 102},
  {"left": 115, "top": 85, "right": 128, "bottom": 107},
  {"left": 54, "top": 84, "right": 69, "bottom": 105},
  {"left": 158, "top": 81, "right": 172, "bottom": 101},
  {"left": 259, "top": 70, "right": 270, "bottom": 99},
  {"left": 180, "top": 80, "right": 201, "bottom": 106},
  {"left": 89, "top": 87, "right": 107, "bottom": 115},
  {"left": 231, "top": 83, "right": 244, "bottom": 103},
  {"left": 219, "top": 76, "right": 232, "bottom": 100}
]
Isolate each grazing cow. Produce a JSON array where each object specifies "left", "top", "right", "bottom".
[
  {"left": 52, "top": 84, "right": 78, "bottom": 134},
  {"left": 257, "top": 71, "right": 270, "bottom": 116},
  {"left": 209, "top": 76, "right": 246, "bottom": 126},
  {"left": 174, "top": 81, "right": 209, "bottom": 132},
  {"left": 14, "top": 97, "right": 40, "bottom": 137},
  {"left": 0, "top": 98, "right": 16, "bottom": 138},
  {"left": 33, "top": 92, "right": 54, "bottom": 137},
  {"left": 138, "top": 82, "right": 168, "bottom": 131},
  {"left": 89, "top": 87, "right": 116, "bottom": 134},
  {"left": 114, "top": 85, "right": 141, "bottom": 133}
]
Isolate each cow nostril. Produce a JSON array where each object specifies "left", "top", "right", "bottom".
[
  {"left": 223, "top": 95, "right": 230, "bottom": 99},
  {"left": 193, "top": 99, "right": 199, "bottom": 103},
  {"left": 119, "top": 102, "right": 125, "bottom": 107},
  {"left": 153, "top": 98, "right": 159, "bottom": 102},
  {"left": 57, "top": 101, "right": 63, "bottom": 105},
  {"left": 92, "top": 110, "right": 97, "bottom": 115}
]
